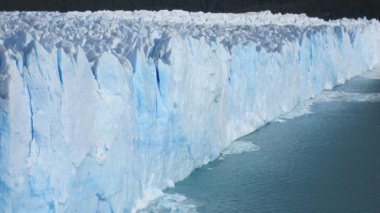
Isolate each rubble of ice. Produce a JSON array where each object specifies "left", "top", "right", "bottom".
[
  {"left": 221, "top": 140, "right": 260, "bottom": 156},
  {"left": 0, "top": 10, "right": 379, "bottom": 212}
]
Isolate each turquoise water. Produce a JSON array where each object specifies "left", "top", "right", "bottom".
[{"left": 152, "top": 71, "right": 380, "bottom": 213}]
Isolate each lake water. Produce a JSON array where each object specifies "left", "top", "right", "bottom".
[{"left": 141, "top": 70, "right": 380, "bottom": 213}]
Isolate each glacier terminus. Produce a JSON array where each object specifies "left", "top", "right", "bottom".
[{"left": 0, "top": 10, "right": 379, "bottom": 212}]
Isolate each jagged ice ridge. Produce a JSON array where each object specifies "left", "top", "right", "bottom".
[{"left": 0, "top": 10, "right": 379, "bottom": 212}]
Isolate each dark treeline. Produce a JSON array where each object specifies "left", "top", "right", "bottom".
[{"left": 0, "top": 0, "right": 379, "bottom": 20}]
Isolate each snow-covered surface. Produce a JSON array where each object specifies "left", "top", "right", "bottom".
[{"left": 0, "top": 10, "right": 379, "bottom": 212}]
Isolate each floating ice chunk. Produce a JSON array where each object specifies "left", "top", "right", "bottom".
[
  {"left": 275, "top": 101, "right": 314, "bottom": 121},
  {"left": 316, "top": 91, "right": 380, "bottom": 102},
  {"left": 360, "top": 68, "right": 380, "bottom": 79},
  {"left": 221, "top": 140, "right": 260, "bottom": 156},
  {"left": 138, "top": 193, "right": 198, "bottom": 213},
  {"left": 132, "top": 188, "right": 164, "bottom": 213}
]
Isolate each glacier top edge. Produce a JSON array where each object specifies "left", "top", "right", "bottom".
[
  {"left": 0, "top": 10, "right": 379, "bottom": 66},
  {"left": 1, "top": 10, "right": 376, "bottom": 26}
]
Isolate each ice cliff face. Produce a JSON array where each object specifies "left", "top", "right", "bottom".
[{"left": 0, "top": 10, "right": 379, "bottom": 212}]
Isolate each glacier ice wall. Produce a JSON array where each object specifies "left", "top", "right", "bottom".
[{"left": 0, "top": 10, "right": 379, "bottom": 212}]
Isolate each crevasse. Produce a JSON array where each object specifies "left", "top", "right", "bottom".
[{"left": 0, "top": 10, "right": 379, "bottom": 212}]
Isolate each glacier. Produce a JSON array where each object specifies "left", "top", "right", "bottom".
[{"left": 0, "top": 10, "right": 379, "bottom": 212}]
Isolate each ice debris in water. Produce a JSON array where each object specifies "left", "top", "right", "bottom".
[
  {"left": 138, "top": 193, "right": 198, "bottom": 213},
  {"left": 222, "top": 140, "right": 260, "bottom": 156}
]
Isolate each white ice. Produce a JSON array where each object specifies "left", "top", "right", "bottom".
[{"left": 0, "top": 10, "right": 379, "bottom": 212}]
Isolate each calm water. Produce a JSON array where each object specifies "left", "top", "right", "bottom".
[{"left": 163, "top": 72, "right": 380, "bottom": 213}]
